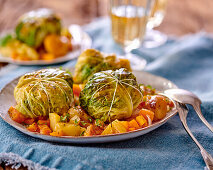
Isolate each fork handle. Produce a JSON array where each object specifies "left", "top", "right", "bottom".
[
  {"left": 193, "top": 101, "right": 213, "bottom": 133},
  {"left": 178, "top": 104, "right": 213, "bottom": 170}
]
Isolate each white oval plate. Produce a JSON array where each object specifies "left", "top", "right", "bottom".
[
  {"left": 0, "top": 25, "right": 92, "bottom": 65},
  {"left": 0, "top": 68, "right": 178, "bottom": 143}
]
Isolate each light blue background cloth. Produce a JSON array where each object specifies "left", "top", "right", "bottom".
[{"left": 0, "top": 18, "right": 212, "bottom": 170}]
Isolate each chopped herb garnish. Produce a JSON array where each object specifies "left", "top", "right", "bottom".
[
  {"left": 66, "top": 69, "right": 72, "bottom": 75},
  {"left": 146, "top": 85, "right": 153, "bottom": 89},
  {"left": 74, "top": 119, "right": 78, "bottom": 124},
  {"left": 81, "top": 121, "right": 87, "bottom": 126},
  {"left": 60, "top": 113, "right": 70, "bottom": 122},
  {"left": 80, "top": 130, "right": 85, "bottom": 136},
  {"left": 59, "top": 66, "right": 63, "bottom": 70},
  {"left": 88, "top": 118, "right": 92, "bottom": 123},
  {"left": 95, "top": 119, "right": 101, "bottom": 127}
]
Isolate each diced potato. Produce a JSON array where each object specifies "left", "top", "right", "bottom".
[
  {"left": 49, "top": 113, "right": 60, "bottom": 131},
  {"left": 101, "top": 124, "right": 114, "bottom": 135},
  {"left": 70, "top": 115, "right": 80, "bottom": 125},
  {"left": 55, "top": 123, "right": 86, "bottom": 136},
  {"left": 84, "top": 125, "right": 94, "bottom": 136},
  {"left": 101, "top": 120, "right": 127, "bottom": 135},
  {"left": 136, "top": 115, "right": 147, "bottom": 127},
  {"left": 50, "top": 131, "right": 63, "bottom": 137},
  {"left": 112, "top": 120, "right": 127, "bottom": 133},
  {"left": 68, "top": 107, "right": 79, "bottom": 118}
]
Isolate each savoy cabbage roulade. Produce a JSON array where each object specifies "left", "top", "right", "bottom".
[
  {"left": 14, "top": 68, "right": 74, "bottom": 118},
  {"left": 74, "top": 49, "right": 132, "bottom": 84},
  {"left": 79, "top": 68, "right": 142, "bottom": 122},
  {"left": 15, "top": 8, "right": 61, "bottom": 48}
]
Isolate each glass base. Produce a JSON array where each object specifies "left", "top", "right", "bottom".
[
  {"left": 120, "top": 53, "right": 146, "bottom": 71},
  {"left": 143, "top": 29, "right": 167, "bottom": 48}
]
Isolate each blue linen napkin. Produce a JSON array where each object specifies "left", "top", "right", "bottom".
[{"left": 0, "top": 18, "right": 212, "bottom": 170}]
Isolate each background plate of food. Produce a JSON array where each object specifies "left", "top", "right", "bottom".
[
  {"left": 0, "top": 8, "right": 92, "bottom": 65},
  {"left": 0, "top": 49, "right": 178, "bottom": 144}
]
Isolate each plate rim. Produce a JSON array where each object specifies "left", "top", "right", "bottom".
[{"left": 0, "top": 69, "right": 178, "bottom": 143}]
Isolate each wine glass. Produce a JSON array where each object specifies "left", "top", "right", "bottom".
[
  {"left": 143, "top": 0, "right": 168, "bottom": 48},
  {"left": 110, "top": 0, "right": 155, "bottom": 70}
]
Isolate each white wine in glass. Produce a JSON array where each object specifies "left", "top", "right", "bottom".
[
  {"left": 148, "top": 0, "right": 167, "bottom": 28},
  {"left": 110, "top": 0, "right": 154, "bottom": 70},
  {"left": 144, "top": 0, "right": 168, "bottom": 48}
]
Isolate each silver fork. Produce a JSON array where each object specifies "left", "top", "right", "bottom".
[
  {"left": 178, "top": 103, "right": 213, "bottom": 170},
  {"left": 164, "top": 89, "right": 213, "bottom": 133}
]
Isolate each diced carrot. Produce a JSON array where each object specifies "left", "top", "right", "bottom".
[
  {"left": 120, "top": 121, "right": 129, "bottom": 130},
  {"left": 8, "top": 106, "right": 26, "bottom": 123},
  {"left": 128, "top": 119, "right": 140, "bottom": 129},
  {"left": 136, "top": 115, "right": 147, "bottom": 127},
  {"left": 142, "top": 121, "right": 148, "bottom": 128},
  {"left": 40, "top": 53, "right": 56, "bottom": 61},
  {"left": 24, "top": 118, "right": 35, "bottom": 125},
  {"left": 27, "top": 123, "right": 39, "bottom": 132},
  {"left": 73, "top": 84, "right": 82, "bottom": 97},
  {"left": 50, "top": 131, "right": 63, "bottom": 137},
  {"left": 37, "top": 119, "right": 50, "bottom": 126},
  {"left": 38, "top": 125, "right": 52, "bottom": 135},
  {"left": 129, "top": 127, "right": 136, "bottom": 131},
  {"left": 139, "top": 109, "right": 154, "bottom": 122}
]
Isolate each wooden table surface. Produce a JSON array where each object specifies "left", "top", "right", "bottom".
[{"left": 0, "top": 0, "right": 212, "bottom": 169}]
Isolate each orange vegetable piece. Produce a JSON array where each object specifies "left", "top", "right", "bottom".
[
  {"left": 84, "top": 125, "right": 94, "bottom": 136},
  {"left": 37, "top": 119, "right": 50, "bottom": 126},
  {"left": 27, "top": 123, "right": 39, "bottom": 132},
  {"left": 120, "top": 121, "right": 129, "bottom": 130},
  {"left": 139, "top": 109, "right": 154, "bottom": 122},
  {"left": 40, "top": 53, "right": 56, "bottom": 61},
  {"left": 50, "top": 131, "right": 63, "bottom": 137},
  {"left": 142, "top": 121, "right": 148, "bottom": 128},
  {"left": 129, "top": 127, "right": 136, "bottom": 131},
  {"left": 8, "top": 106, "right": 26, "bottom": 123},
  {"left": 153, "top": 96, "right": 167, "bottom": 121},
  {"left": 38, "top": 125, "right": 52, "bottom": 135},
  {"left": 73, "top": 84, "right": 82, "bottom": 97},
  {"left": 24, "top": 118, "right": 35, "bottom": 125},
  {"left": 128, "top": 119, "right": 140, "bottom": 129},
  {"left": 44, "top": 34, "right": 70, "bottom": 56},
  {"left": 136, "top": 115, "right": 147, "bottom": 127}
]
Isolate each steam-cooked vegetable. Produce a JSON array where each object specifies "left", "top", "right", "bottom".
[
  {"left": 74, "top": 49, "right": 132, "bottom": 84},
  {"left": 0, "top": 38, "right": 39, "bottom": 60},
  {"left": 16, "top": 8, "right": 61, "bottom": 48},
  {"left": 14, "top": 68, "right": 74, "bottom": 118},
  {"left": 44, "top": 34, "right": 71, "bottom": 56},
  {"left": 79, "top": 68, "right": 143, "bottom": 122}
]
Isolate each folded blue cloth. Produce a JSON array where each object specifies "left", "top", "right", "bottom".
[{"left": 0, "top": 18, "right": 212, "bottom": 170}]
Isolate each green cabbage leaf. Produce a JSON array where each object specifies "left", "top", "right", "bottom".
[{"left": 79, "top": 68, "right": 142, "bottom": 122}]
